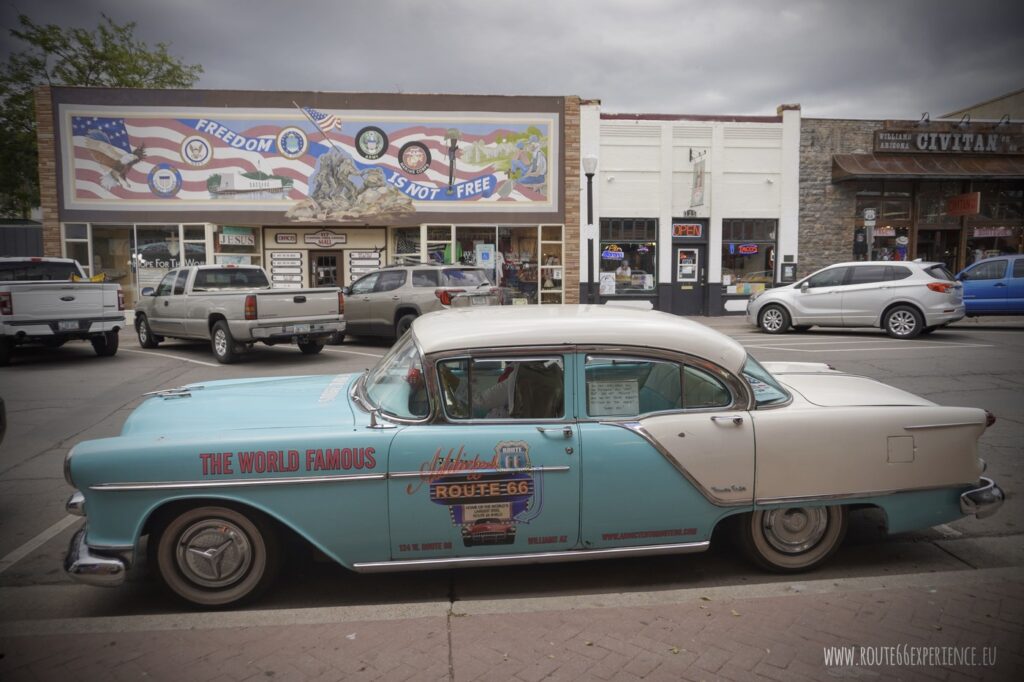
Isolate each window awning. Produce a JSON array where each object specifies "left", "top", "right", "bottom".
[{"left": 832, "top": 153, "right": 1024, "bottom": 182}]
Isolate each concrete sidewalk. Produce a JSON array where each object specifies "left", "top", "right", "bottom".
[{"left": 1, "top": 567, "right": 1019, "bottom": 681}]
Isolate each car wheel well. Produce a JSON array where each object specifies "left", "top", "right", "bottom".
[
  {"left": 207, "top": 313, "right": 227, "bottom": 331},
  {"left": 142, "top": 498, "right": 302, "bottom": 551},
  {"left": 394, "top": 307, "right": 419, "bottom": 324}
]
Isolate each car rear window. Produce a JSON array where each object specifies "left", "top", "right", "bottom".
[
  {"left": 193, "top": 268, "right": 269, "bottom": 290},
  {"left": 0, "top": 261, "right": 81, "bottom": 281},
  {"left": 441, "top": 268, "right": 490, "bottom": 286},
  {"left": 923, "top": 264, "right": 955, "bottom": 281}
]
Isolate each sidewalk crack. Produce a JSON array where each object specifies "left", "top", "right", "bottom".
[{"left": 447, "top": 573, "right": 457, "bottom": 681}]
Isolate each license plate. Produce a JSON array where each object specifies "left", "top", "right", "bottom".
[
  {"left": 58, "top": 320, "right": 78, "bottom": 331},
  {"left": 470, "top": 296, "right": 489, "bottom": 306},
  {"left": 291, "top": 324, "right": 310, "bottom": 333}
]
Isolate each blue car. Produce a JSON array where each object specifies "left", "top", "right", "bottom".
[{"left": 957, "top": 254, "right": 1024, "bottom": 316}]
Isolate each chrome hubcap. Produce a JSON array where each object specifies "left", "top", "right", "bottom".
[
  {"left": 214, "top": 330, "right": 228, "bottom": 356},
  {"left": 762, "top": 309, "right": 783, "bottom": 331},
  {"left": 176, "top": 519, "right": 252, "bottom": 588},
  {"left": 139, "top": 323, "right": 148, "bottom": 342},
  {"left": 762, "top": 507, "right": 828, "bottom": 554},
  {"left": 889, "top": 311, "right": 916, "bottom": 335}
]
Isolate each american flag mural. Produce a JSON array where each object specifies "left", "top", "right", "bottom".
[{"left": 61, "top": 106, "right": 559, "bottom": 218}]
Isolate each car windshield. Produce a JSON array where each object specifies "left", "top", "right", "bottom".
[
  {"left": 363, "top": 333, "right": 429, "bottom": 419},
  {"left": 924, "top": 264, "right": 955, "bottom": 280},
  {"left": 442, "top": 268, "right": 490, "bottom": 286},
  {"left": 0, "top": 261, "right": 81, "bottom": 281},
  {"left": 742, "top": 355, "right": 790, "bottom": 407}
]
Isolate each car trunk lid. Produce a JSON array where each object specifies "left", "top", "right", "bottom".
[{"left": 775, "top": 372, "right": 935, "bottom": 407}]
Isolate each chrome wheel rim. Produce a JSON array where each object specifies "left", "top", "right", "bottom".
[
  {"left": 762, "top": 308, "right": 784, "bottom": 332},
  {"left": 889, "top": 310, "right": 916, "bottom": 336},
  {"left": 138, "top": 322, "right": 148, "bottom": 343},
  {"left": 214, "top": 330, "right": 228, "bottom": 356},
  {"left": 761, "top": 507, "right": 828, "bottom": 554},
  {"left": 175, "top": 519, "right": 252, "bottom": 588}
]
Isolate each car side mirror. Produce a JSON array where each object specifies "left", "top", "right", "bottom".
[
  {"left": 341, "top": 286, "right": 351, "bottom": 296},
  {"left": 800, "top": 282, "right": 809, "bottom": 292},
  {"left": 957, "top": 272, "right": 967, "bottom": 281},
  {"left": 141, "top": 287, "right": 155, "bottom": 296}
]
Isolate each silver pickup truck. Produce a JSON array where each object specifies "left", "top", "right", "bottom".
[
  {"left": 134, "top": 265, "right": 344, "bottom": 363},
  {"left": 1, "top": 257, "right": 124, "bottom": 366}
]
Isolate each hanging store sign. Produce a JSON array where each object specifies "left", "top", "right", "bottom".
[
  {"left": 275, "top": 233, "right": 298, "bottom": 244},
  {"left": 218, "top": 232, "right": 255, "bottom": 246},
  {"left": 304, "top": 230, "right": 348, "bottom": 247},
  {"left": 946, "top": 192, "right": 981, "bottom": 217}
]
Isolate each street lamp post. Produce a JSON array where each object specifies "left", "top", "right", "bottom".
[{"left": 582, "top": 154, "right": 598, "bottom": 303}]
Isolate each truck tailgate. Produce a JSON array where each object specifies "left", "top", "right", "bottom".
[
  {"left": 255, "top": 288, "right": 339, "bottom": 320},
  {"left": 6, "top": 283, "right": 116, "bottom": 321}
]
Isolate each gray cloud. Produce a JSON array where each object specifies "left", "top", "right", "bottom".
[{"left": 2, "top": 0, "right": 1021, "bottom": 119}]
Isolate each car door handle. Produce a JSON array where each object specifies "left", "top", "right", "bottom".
[
  {"left": 163, "top": 301, "right": 169, "bottom": 306},
  {"left": 391, "top": 296, "right": 400, "bottom": 301},
  {"left": 711, "top": 415, "right": 744, "bottom": 426},
  {"left": 993, "top": 283, "right": 1007, "bottom": 287},
  {"left": 536, "top": 426, "right": 573, "bottom": 439}
]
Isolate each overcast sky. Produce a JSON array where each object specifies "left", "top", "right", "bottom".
[{"left": 3, "top": 0, "right": 1022, "bottom": 119}]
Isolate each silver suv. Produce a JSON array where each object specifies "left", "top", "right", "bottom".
[
  {"left": 340, "top": 265, "right": 501, "bottom": 340},
  {"left": 746, "top": 261, "right": 965, "bottom": 338}
]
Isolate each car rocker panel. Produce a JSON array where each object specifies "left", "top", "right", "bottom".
[{"left": 63, "top": 306, "right": 1004, "bottom": 606}]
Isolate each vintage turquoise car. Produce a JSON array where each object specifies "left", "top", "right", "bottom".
[{"left": 64, "top": 306, "right": 1004, "bottom": 607}]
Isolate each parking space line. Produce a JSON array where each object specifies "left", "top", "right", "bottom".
[
  {"left": 0, "top": 515, "right": 80, "bottom": 575},
  {"left": 119, "top": 348, "right": 223, "bottom": 368},
  {"left": 323, "top": 348, "right": 385, "bottom": 358}
]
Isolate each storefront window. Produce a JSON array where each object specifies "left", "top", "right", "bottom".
[
  {"left": 855, "top": 183, "right": 913, "bottom": 261},
  {"left": 499, "top": 226, "right": 540, "bottom": 303},
  {"left": 598, "top": 218, "right": 657, "bottom": 295},
  {"left": 916, "top": 181, "right": 962, "bottom": 225},
  {"left": 392, "top": 227, "right": 422, "bottom": 265},
  {"left": 721, "top": 219, "right": 776, "bottom": 289},
  {"left": 967, "top": 181, "right": 1024, "bottom": 263},
  {"left": 214, "top": 225, "right": 260, "bottom": 266},
  {"left": 92, "top": 225, "right": 136, "bottom": 307},
  {"left": 539, "top": 226, "right": 563, "bottom": 305},
  {"left": 62, "top": 223, "right": 89, "bottom": 271}
]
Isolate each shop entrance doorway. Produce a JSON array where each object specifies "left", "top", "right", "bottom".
[
  {"left": 671, "top": 245, "right": 706, "bottom": 316},
  {"left": 312, "top": 251, "right": 344, "bottom": 287}
]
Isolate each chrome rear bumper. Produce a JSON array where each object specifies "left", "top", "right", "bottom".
[
  {"left": 64, "top": 527, "right": 127, "bottom": 587},
  {"left": 960, "top": 477, "right": 1004, "bottom": 520}
]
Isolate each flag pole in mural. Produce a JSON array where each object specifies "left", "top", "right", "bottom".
[{"left": 63, "top": 103, "right": 559, "bottom": 221}]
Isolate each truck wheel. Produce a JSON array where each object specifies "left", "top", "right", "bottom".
[
  {"left": 396, "top": 313, "right": 417, "bottom": 337},
  {"left": 758, "top": 305, "right": 790, "bottom": 334},
  {"left": 153, "top": 505, "right": 279, "bottom": 608},
  {"left": 0, "top": 337, "right": 10, "bottom": 366},
  {"left": 883, "top": 305, "right": 923, "bottom": 339},
  {"left": 136, "top": 315, "right": 160, "bottom": 348},
  {"left": 211, "top": 321, "right": 239, "bottom": 364},
  {"left": 91, "top": 331, "right": 119, "bottom": 357},
  {"left": 327, "top": 332, "right": 345, "bottom": 345},
  {"left": 737, "top": 505, "right": 846, "bottom": 572},
  {"left": 298, "top": 340, "right": 324, "bottom": 355}
]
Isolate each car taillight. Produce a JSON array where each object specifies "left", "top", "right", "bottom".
[
  {"left": 0, "top": 292, "right": 11, "bottom": 315},
  {"left": 117, "top": 290, "right": 125, "bottom": 311},
  {"left": 338, "top": 290, "right": 345, "bottom": 314},
  {"left": 927, "top": 282, "right": 954, "bottom": 293},
  {"left": 244, "top": 294, "right": 257, "bottom": 320},
  {"left": 435, "top": 288, "right": 465, "bottom": 306}
]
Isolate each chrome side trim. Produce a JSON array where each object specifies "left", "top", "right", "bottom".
[
  {"left": 904, "top": 422, "right": 984, "bottom": 431},
  {"left": 387, "top": 465, "right": 571, "bottom": 480},
  {"left": 756, "top": 482, "right": 970, "bottom": 506},
  {"left": 352, "top": 540, "right": 710, "bottom": 573},
  {"left": 600, "top": 421, "right": 746, "bottom": 507},
  {"left": 90, "top": 473, "right": 386, "bottom": 491}
]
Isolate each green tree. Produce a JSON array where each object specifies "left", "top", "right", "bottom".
[{"left": 0, "top": 13, "right": 203, "bottom": 217}]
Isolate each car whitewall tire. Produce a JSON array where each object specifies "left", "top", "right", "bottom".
[{"left": 739, "top": 505, "right": 847, "bottom": 572}]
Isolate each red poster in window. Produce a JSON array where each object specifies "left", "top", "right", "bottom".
[{"left": 946, "top": 192, "right": 980, "bottom": 217}]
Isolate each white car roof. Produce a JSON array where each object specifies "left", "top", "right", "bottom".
[{"left": 412, "top": 305, "right": 748, "bottom": 373}]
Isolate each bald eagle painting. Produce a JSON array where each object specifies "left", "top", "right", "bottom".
[{"left": 82, "top": 128, "right": 146, "bottom": 190}]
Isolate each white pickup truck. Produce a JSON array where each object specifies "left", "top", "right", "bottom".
[
  {"left": 0, "top": 257, "right": 125, "bottom": 366},
  {"left": 134, "top": 265, "right": 344, "bottom": 363}
]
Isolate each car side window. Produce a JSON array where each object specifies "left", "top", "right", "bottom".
[
  {"left": 886, "top": 266, "right": 912, "bottom": 280},
  {"left": 847, "top": 265, "right": 887, "bottom": 285},
  {"left": 155, "top": 271, "right": 176, "bottom": 296},
  {"left": 966, "top": 260, "right": 1008, "bottom": 281},
  {"left": 1013, "top": 260, "right": 1024, "bottom": 278},
  {"left": 173, "top": 270, "right": 189, "bottom": 295},
  {"left": 438, "top": 357, "right": 565, "bottom": 420},
  {"left": 585, "top": 357, "right": 682, "bottom": 417},
  {"left": 376, "top": 271, "right": 407, "bottom": 292},
  {"left": 350, "top": 272, "right": 380, "bottom": 295},
  {"left": 806, "top": 267, "right": 848, "bottom": 288},
  {"left": 412, "top": 270, "right": 440, "bottom": 287},
  {"left": 683, "top": 366, "right": 732, "bottom": 409}
]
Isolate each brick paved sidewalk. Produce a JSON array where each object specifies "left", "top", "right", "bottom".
[{"left": 1, "top": 568, "right": 1020, "bottom": 681}]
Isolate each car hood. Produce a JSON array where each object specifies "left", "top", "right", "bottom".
[
  {"left": 775, "top": 372, "right": 935, "bottom": 407},
  {"left": 121, "top": 374, "right": 359, "bottom": 437}
]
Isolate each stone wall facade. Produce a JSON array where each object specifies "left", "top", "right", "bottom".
[
  {"left": 34, "top": 86, "right": 60, "bottom": 257},
  {"left": 798, "top": 118, "right": 881, "bottom": 276},
  {"left": 562, "top": 96, "right": 581, "bottom": 303}
]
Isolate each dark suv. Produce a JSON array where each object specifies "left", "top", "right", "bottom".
[{"left": 339, "top": 265, "right": 502, "bottom": 340}]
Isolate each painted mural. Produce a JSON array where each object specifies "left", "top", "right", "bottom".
[{"left": 59, "top": 105, "right": 559, "bottom": 218}]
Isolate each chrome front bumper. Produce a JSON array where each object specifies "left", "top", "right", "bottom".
[
  {"left": 960, "top": 477, "right": 1004, "bottom": 520},
  {"left": 64, "top": 527, "right": 127, "bottom": 587}
]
